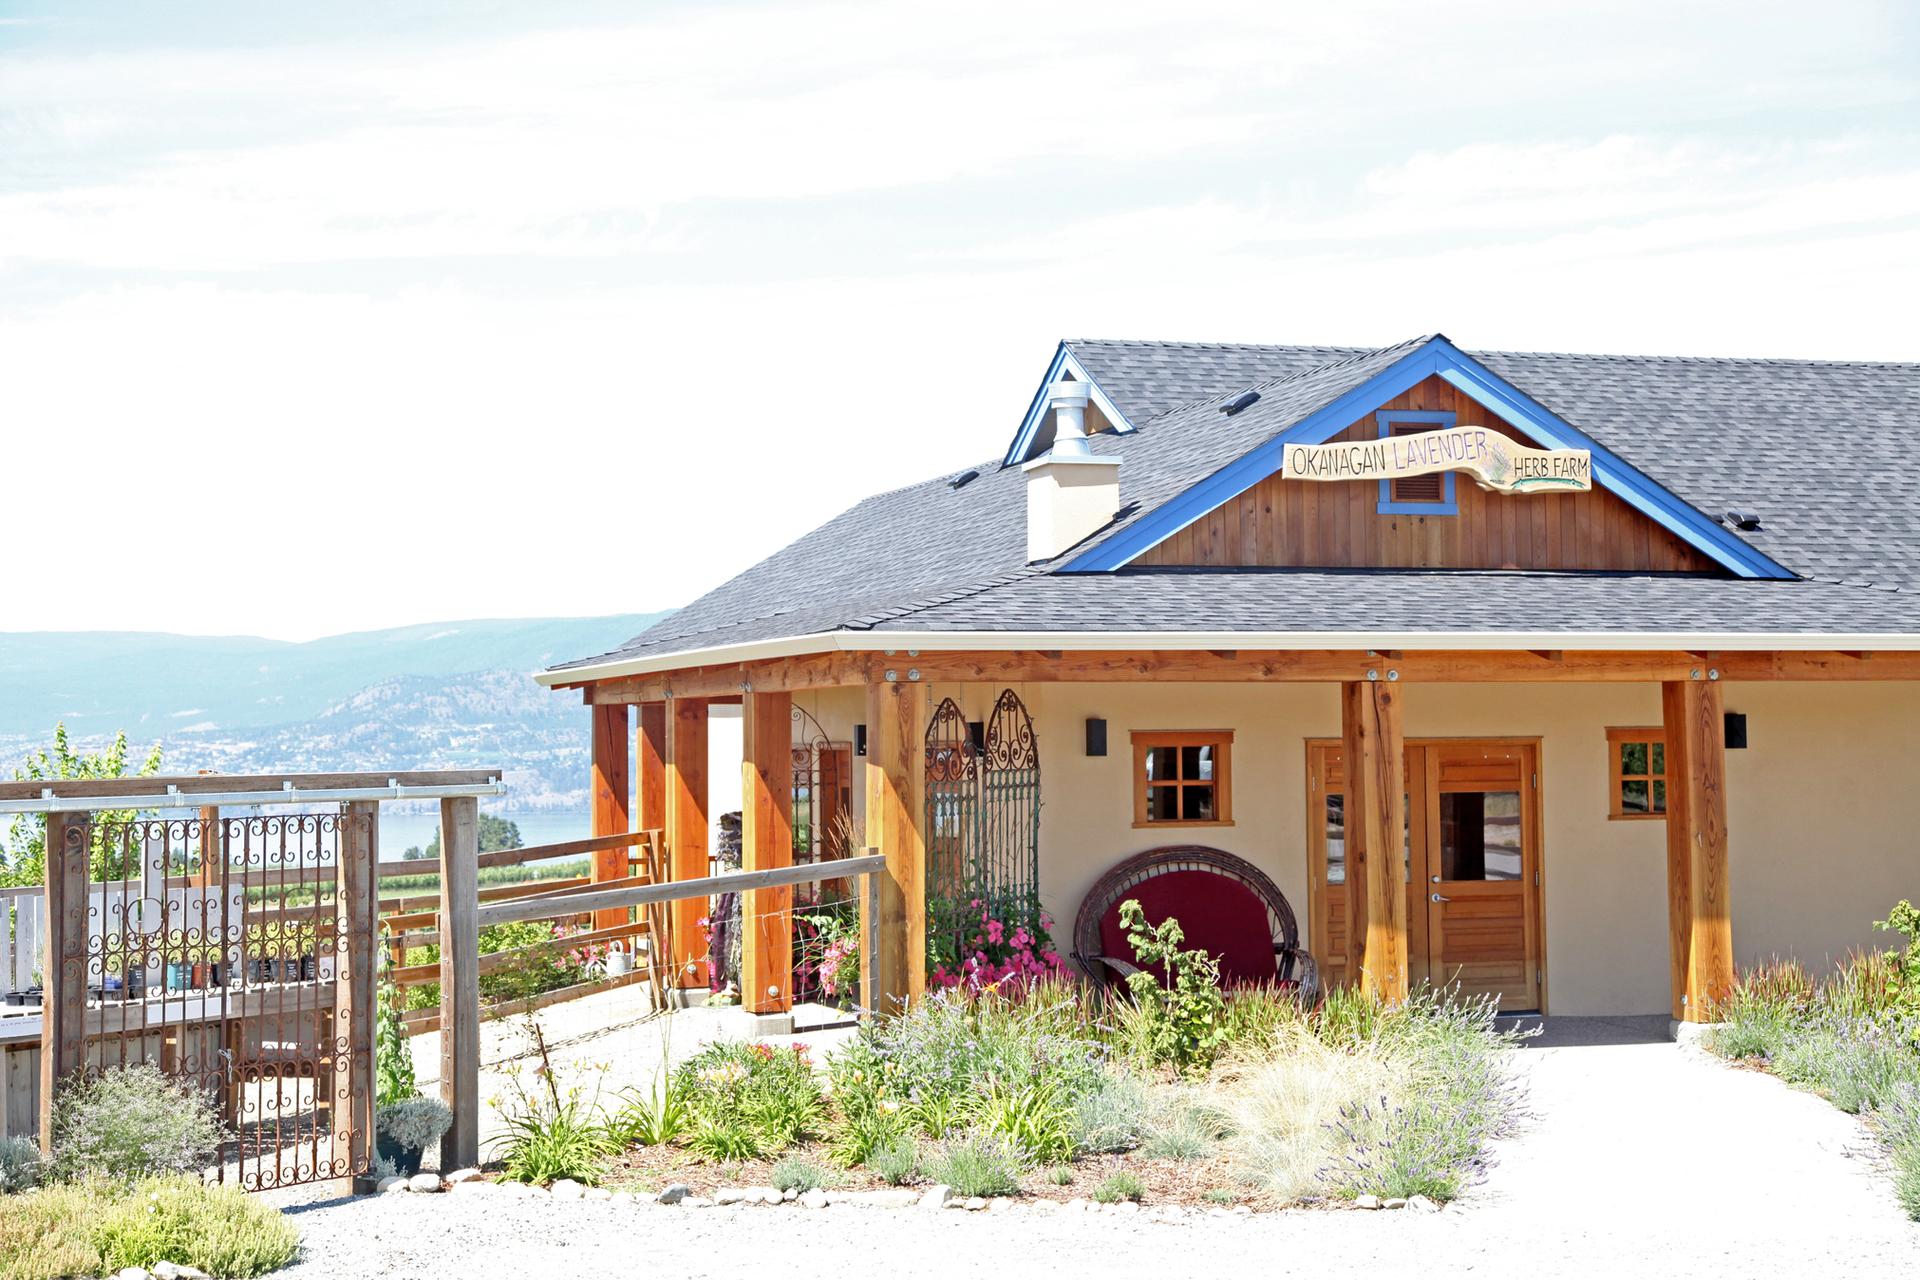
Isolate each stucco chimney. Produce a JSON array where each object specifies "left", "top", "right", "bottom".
[{"left": 1023, "top": 380, "right": 1121, "bottom": 562}]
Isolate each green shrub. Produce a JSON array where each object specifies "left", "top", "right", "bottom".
[
  {"left": 770, "top": 1156, "right": 828, "bottom": 1193},
  {"left": 1142, "top": 1094, "right": 1225, "bottom": 1161},
  {"left": 1220, "top": 983, "right": 1305, "bottom": 1056},
  {"left": 0, "top": 1137, "right": 42, "bottom": 1194},
  {"left": 867, "top": 1137, "right": 919, "bottom": 1186},
  {"left": 921, "top": 1131, "right": 1022, "bottom": 1198},
  {"left": 377, "top": 1096, "right": 452, "bottom": 1152},
  {"left": 93, "top": 1178, "right": 298, "bottom": 1277},
  {"left": 492, "top": 1021, "right": 617, "bottom": 1184},
  {"left": 679, "top": 1040, "right": 825, "bottom": 1158},
  {"left": 374, "top": 941, "right": 417, "bottom": 1105},
  {"left": 1709, "top": 959, "right": 1813, "bottom": 1060},
  {"left": 1071, "top": 1070, "right": 1148, "bottom": 1155},
  {"left": 610, "top": 1075, "right": 689, "bottom": 1148},
  {"left": 1203, "top": 1186, "right": 1237, "bottom": 1204},
  {"left": 1118, "top": 900, "right": 1227, "bottom": 1075},
  {"left": 0, "top": 1177, "right": 297, "bottom": 1280},
  {"left": 51, "top": 1065, "right": 226, "bottom": 1184},
  {"left": 978, "top": 1080, "right": 1074, "bottom": 1165},
  {"left": 1092, "top": 1171, "right": 1144, "bottom": 1203},
  {"left": 1046, "top": 1164, "right": 1074, "bottom": 1185}
]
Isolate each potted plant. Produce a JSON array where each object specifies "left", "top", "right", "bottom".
[{"left": 372, "top": 935, "right": 449, "bottom": 1177}]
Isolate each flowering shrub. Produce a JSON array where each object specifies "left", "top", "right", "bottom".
[
  {"left": 676, "top": 1040, "right": 826, "bottom": 1159},
  {"left": 795, "top": 909, "right": 860, "bottom": 1002},
  {"left": 928, "top": 894, "right": 1067, "bottom": 991}
]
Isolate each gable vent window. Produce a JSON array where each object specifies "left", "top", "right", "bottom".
[{"left": 1376, "top": 410, "right": 1459, "bottom": 516}]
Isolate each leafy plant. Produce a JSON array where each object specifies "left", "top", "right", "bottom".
[
  {"left": 1047, "top": 1164, "right": 1074, "bottom": 1185},
  {"left": 770, "top": 1156, "right": 829, "bottom": 1193},
  {"left": 979, "top": 1080, "right": 1074, "bottom": 1165},
  {"left": 1141, "top": 1093, "right": 1225, "bottom": 1161},
  {"left": 491, "top": 1019, "right": 617, "bottom": 1184},
  {"left": 376, "top": 1097, "right": 452, "bottom": 1152},
  {"left": 1071, "top": 1070, "right": 1148, "bottom": 1155},
  {"left": 1203, "top": 1187, "right": 1238, "bottom": 1204},
  {"left": 0, "top": 1137, "right": 43, "bottom": 1194},
  {"left": 1876, "top": 900, "right": 1920, "bottom": 997},
  {"left": 921, "top": 1131, "right": 1022, "bottom": 1198},
  {"left": 1092, "top": 1171, "right": 1145, "bottom": 1203},
  {"left": 1118, "top": 899, "right": 1227, "bottom": 1075},
  {"left": 927, "top": 893, "right": 1068, "bottom": 991},
  {"left": 678, "top": 1040, "right": 826, "bottom": 1158},
  {"left": 92, "top": 1178, "right": 299, "bottom": 1277},
  {"left": 866, "top": 1137, "right": 920, "bottom": 1186},
  {"left": 611, "top": 1075, "right": 690, "bottom": 1148},
  {"left": 50, "top": 1065, "right": 226, "bottom": 1185},
  {"left": 2, "top": 725, "right": 162, "bottom": 887},
  {"left": 375, "top": 940, "right": 417, "bottom": 1106}
]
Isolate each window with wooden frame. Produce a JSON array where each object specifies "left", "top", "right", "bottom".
[
  {"left": 1376, "top": 410, "right": 1458, "bottom": 515},
  {"left": 1132, "top": 730, "right": 1234, "bottom": 827},
  {"left": 1607, "top": 727, "right": 1667, "bottom": 819}
]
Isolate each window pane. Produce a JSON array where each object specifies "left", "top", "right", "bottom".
[
  {"left": 1651, "top": 780, "right": 1667, "bottom": 813},
  {"left": 1620, "top": 741, "right": 1648, "bottom": 776},
  {"left": 1325, "top": 794, "right": 1345, "bottom": 884},
  {"left": 1181, "top": 784, "right": 1215, "bottom": 822},
  {"left": 1148, "top": 785, "right": 1180, "bottom": 821},
  {"left": 1438, "top": 790, "right": 1522, "bottom": 881},
  {"left": 1145, "top": 746, "right": 1177, "bottom": 782},
  {"left": 1621, "top": 779, "right": 1650, "bottom": 814},
  {"left": 1650, "top": 742, "right": 1665, "bottom": 776}
]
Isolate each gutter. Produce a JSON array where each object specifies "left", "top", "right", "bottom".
[{"left": 536, "top": 628, "right": 1920, "bottom": 687}]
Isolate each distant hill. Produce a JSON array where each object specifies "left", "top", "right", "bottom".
[
  {"left": 0, "top": 614, "right": 666, "bottom": 737},
  {"left": 0, "top": 614, "right": 670, "bottom": 809}
]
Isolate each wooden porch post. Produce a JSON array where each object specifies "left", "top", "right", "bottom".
[
  {"left": 39, "top": 812, "right": 88, "bottom": 1150},
  {"left": 636, "top": 702, "right": 669, "bottom": 974},
  {"left": 1662, "top": 678, "right": 1734, "bottom": 1022},
  {"left": 589, "top": 702, "right": 632, "bottom": 930},
  {"left": 1340, "top": 679, "right": 1409, "bottom": 1001},
  {"left": 666, "top": 696, "right": 711, "bottom": 989},
  {"left": 437, "top": 795, "right": 480, "bottom": 1172},
  {"left": 861, "top": 678, "right": 926, "bottom": 1016},
  {"left": 741, "top": 691, "right": 794, "bottom": 1016}
]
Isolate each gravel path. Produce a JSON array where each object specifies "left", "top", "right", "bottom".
[{"left": 269, "top": 1012, "right": 1920, "bottom": 1279}]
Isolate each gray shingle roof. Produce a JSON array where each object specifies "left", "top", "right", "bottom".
[{"left": 551, "top": 337, "right": 1920, "bottom": 673}]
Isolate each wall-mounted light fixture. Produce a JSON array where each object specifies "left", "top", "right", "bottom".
[
  {"left": 1724, "top": 712, "right": 1748, "bottom": 750},
  {"left": 1085, "top": 717, "right": 1108, "bottom": 757},
  {"left": 854, "top": 724, "right": 867, "bottom": 757}
]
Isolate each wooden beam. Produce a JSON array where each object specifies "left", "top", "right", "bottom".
[
  {"left": 476, "top": 855, "right": 886, "bottom": 928},
  {"left": 1341, "top": 680, "right": 1409, "bottom": 1001},
  {"left": 437, "top": 796, "right": 480, "bottom": 1172},
  {"left": 336, "top": 802, "right": 378, "bottom": 1190},
  {"left": 637, "top": 703, "right": 667, "bottom": 835},
  {"left": 40, "top": 813, "right": 87, "bottom": 1149},
  {"left": 589, "top": 703, "right": 632, "bottom": 930},
  {"left": 584, "top": 652, "right": 870, "bottom": 704},
  {"left": 666, "top": 697, "right": 710, "bottom": 988},
  {"left": 1662, "top": 679, "right": 1735, "bottom": 1023},
  {"left": 0, "top": 769, "right": 500, "bottom": 804},
  {"left": 741, "top": 691, "right": 794, "bottom": 1015},
  {"left": 861, "top": 679, "right": 926, "bottom": 1016}
]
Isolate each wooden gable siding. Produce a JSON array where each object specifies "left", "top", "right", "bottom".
[{"left": 1136, "top": 375, "right": 1718, "bottom": 573}]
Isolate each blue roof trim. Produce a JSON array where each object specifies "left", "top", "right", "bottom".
[
  {"left": 1062, "top": 336, "right": 1795, "bottom": 579},
  {"left": 1003, "top": 343, "right": 1135, "bottom": 468}
]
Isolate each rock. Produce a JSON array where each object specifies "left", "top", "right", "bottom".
[
  {"left": 1354, "top": 1194, "right": 1382, "bottom": 1210},
  {"left": 1383, "top": 1198, "right": 1408, "bottom": 1210},
  {"left": 656, "top": 1183, "right": 691, "bottom": 1205},
  {"left": 1231, "top": 1205, "right": 1252, "bottom": 1216},
  {"left": 1063, "top": 1198, "right": 1090, "bottom": 1213},
  {"left": 610, "top": 1191, "right": 635, "bottom": 1206},
  {"left": 846, "top": 1188, "right": 919, "bottom": 1208},
  {"left": 1113, "top": 1201, "right": 1140, "bottom": 1215},
  {"left": 632, "top": 1191, "right": 658, "bottom": 1205},
  {"left": 408, "top": 1173, "right": 442, "bottom": 1194},
  {"left": 1407, "top": 1194, "right": 1441, "bottom": 1213},
  {"left": 549, "top": 1179, "right": 586, "bottom": 1201},
  {"left": 988, "top": 1197, "right": 1013, "bottom": 1211},
  {"left": 963, "top": 1196, "right": 988, "bottom": 1211},
  {"left": 114, "top": 1269, "right": 151, "bottom": 1280},
  {"left": 682, "top": 1196, "right": 714, "bottom": 1208},
  {"left": 801, "top": 1188, "right": 830, "bottom": 1209},
  {"left": 445, "top": 1167, "right": 484, "bottom": 1185},
  {"left": 919, "top": 1184, "right": 953, "bottom": 1210},
  {"left": 584, "top": 1186, "right": 613, "bottom": 1202},
  {"left": 714, "top": 1188, "right": 750, "bottom": 1205},
  {"left": 1031, "top": 1199, "right": 1059, "bottom": 1213},
  {"left": 376, "top": 1176, "right": 409, "bottom": 1194},
  {"left": 755, "top": 1186, "right": 784, "bottom": 1204},
  {"left": 152, "top": 1266, "right": 209, "bottom": 1280}
]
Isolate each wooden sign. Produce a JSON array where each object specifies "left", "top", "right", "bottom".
[{"left": 1281, "top": 426, "right": 1592, "bottom": 493}]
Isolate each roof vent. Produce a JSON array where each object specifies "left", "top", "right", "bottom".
[
  {"left": 1022, "top": 381, "right": 1121, "bottom": 561},
  {"left": 1220, "top": 390, "right": 1260, "bottom": 416},
  {"left": 948, "top": 469, "right": 979, "bottom": 490},
  {"left": 1723, "top": 509, "right": 1763, "bottom": 531}
]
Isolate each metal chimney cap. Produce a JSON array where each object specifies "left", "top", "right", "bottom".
[{"left": 1047, "top": 380, "right": 1092, "bottom": 409}]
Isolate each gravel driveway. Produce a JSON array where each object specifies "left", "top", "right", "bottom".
[{"left": 271, "top": 1013, "right": 1920, "bottom": 1279}]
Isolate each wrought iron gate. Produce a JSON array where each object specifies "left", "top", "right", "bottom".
[
  {"left": 52, "top": 810, "right": 373, "bottom": 1190},
  {"left": 924, "top": 690, "right": 1041, "bottom": 905}
]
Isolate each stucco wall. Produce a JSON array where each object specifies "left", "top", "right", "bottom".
[{"left": 782, "top": 677, "right": 1920, "bottom": 1017}]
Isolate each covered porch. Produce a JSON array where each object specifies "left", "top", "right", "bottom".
[{"left": 561, "top": 645, "right": 1920, "bottom": 1025}]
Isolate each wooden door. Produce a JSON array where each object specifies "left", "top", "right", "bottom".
[
  {"left": 1420, "top": 742, "right": 1540, "bottom": 1011},
  {"left": 1307, "top": 739, "right": 1541, "bottom": 1012}
]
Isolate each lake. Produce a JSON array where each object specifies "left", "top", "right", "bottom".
[{"left": 378, "top": 808, "right": 591, "bottom": 859}]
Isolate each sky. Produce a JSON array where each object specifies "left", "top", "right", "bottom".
[{"left": 2, "top": 0, "right": 1916, "bottom": 640}]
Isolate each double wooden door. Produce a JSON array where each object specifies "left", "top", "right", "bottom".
[{"left": 1307, "top": 739, "right": 1542, "bottom": 1012}]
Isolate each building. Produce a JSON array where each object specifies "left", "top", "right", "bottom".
[{"left": 539, "top": 332, "right": 1920, "bottom": 1025}]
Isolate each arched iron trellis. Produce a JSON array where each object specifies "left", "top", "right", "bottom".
[
  {"left": 790, "top": 703, "right": 836, "bottom": 866},
  {"left": 923, "top": 690, "right": 1041, "bottom": 906}
]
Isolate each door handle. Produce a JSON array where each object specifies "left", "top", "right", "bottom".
[{"left": 1430, "top": 893, "right": 1451, "bottom": 903}]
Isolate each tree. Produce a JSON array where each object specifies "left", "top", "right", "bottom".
[
  {"left": 402, "top": 813, "right": 523, "bottom": 862},
  {"left": 2, "top": 724, "right": 164, "bottom": 887}
]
